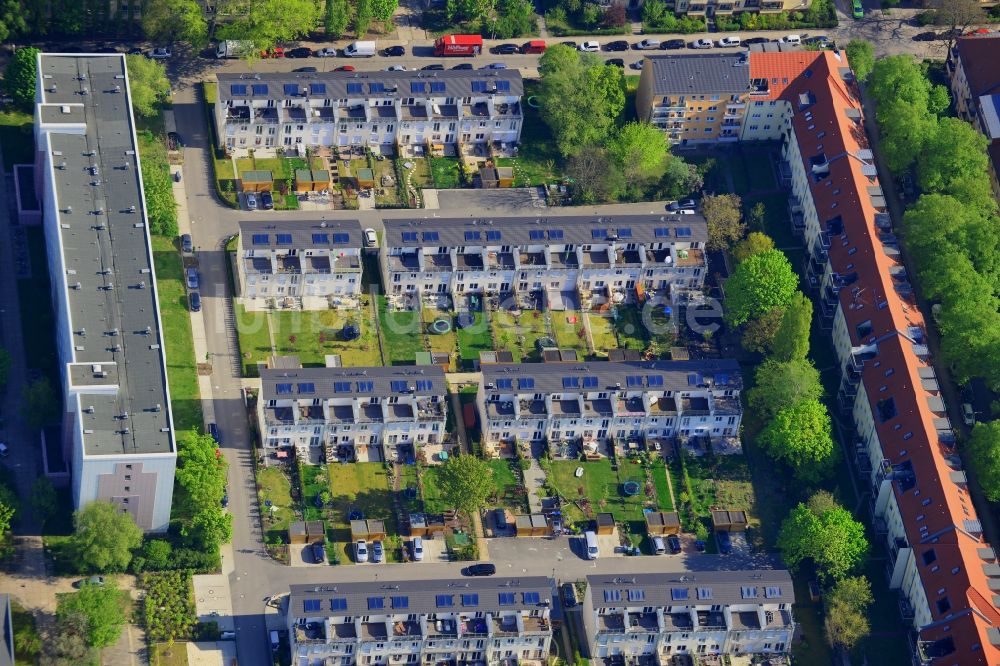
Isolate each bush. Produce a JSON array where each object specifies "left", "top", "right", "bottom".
[{"left": 141, "top": 571, "right": 197, "bottom": 643}]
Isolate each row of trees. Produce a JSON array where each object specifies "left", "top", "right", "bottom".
[
  {"left": 47, "top": 579, "right": 128, "bottom": 665},
  {"left": 865, "top": 55, "right": 1000, "bottom": 391},
  {"left": 444, "top": 0, "right": 537, "bottom": 40}
]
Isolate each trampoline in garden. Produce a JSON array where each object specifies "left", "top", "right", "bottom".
[
  {"left": 430, "top": 318, "right": 452, "bottom": 334},
  {"left": 622, "top": 481, "right": 641, "bottom": 497},
  {"left": 526, "top": 96, "right": 541, "bottom": 108},
  {"left": 456, "top": 312, "right": 475, "bottom": 329},
  {"left": 342, "top": 324, "right": 360, "bottom": 341}
]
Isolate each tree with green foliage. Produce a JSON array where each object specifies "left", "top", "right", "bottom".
[
  {"left": 5, "top": 47, "right": 40, "bottom": 111},
  {"left": 658, "top": 153, "right": 703, "bottom": 199},
  {"left": 436, "top": 454, "right": 494, "bottom": 516},
  {"left": 778, "top": 495, "right": 868, "bottom": 582},
  {"left": 137, "top": 131, "right": 179, "bottom": 237},
  {"left": 876, "top": 99, "right": 937, "bottom": 175},
  {"left": 125, "top": 55, "right": 171, "bottom": 119},
  {"left": 57, "top": 580, "right": 127, "bottom": 648},
  {"left": 175, "top": 431, "right": 232, "bottom": 549},
  {"left": 141, "top": 570, "right": 198, "bottom": 643},
  {"left": 494, "top": 0, "right": 536, "bottom": 38},
  {"left": 217, "top": 0, "right": 320, "bottom": 54},
  {"left": 759, "top": 399, "right": 837, "bottom": 484},
  {"left": 732, "top": 232, "right": 774, "bottom": 263},
  {"left": 566, "top": 145, "right": 623, "bottom": 204},
  {"left": 845, "top": 40, "right": 874, "bottom": 82},
  {"left": 30, "top": 477, "right": 58, "bottom": 527},
  {"left": 141, "top": 539, "right": 174, "bottom": 571},
  {"left": 355, "top": 0, "right": 373, "bottom": 36},
  {"left": 537, "top": 45, "right": 625, "bottom": 158},
  {"left": 748, "top": 359, "right": 824, "bottom": 421},
  {"left": 967, "top": 421, "right": 1000, "bottom": 502},
  {"left": 325, "top": 0, "right": 351, "bottom": 37},
  {"left": 771, "top": 291, "right": 812, "bottom": 362},
  {"left": 702, "top": 193, "right": 746, "bottom": 252},
  {"left": 70, "top": 501, "right": 143, "bottom": 573},
  {"left": 0, "top": 0, "right": 25, "bottom": 44},
  {"left": 723, "top": 249, "right": 798, "bottom": 326},
  {"left": 23, "top": 377, "right": 59, "bottom": 430},
  {"left": 824, "top": 576, "right": 873, "bottom": 652},
  {"left": 740, "top": 307, "right": 783, "bottom": 355},
  {"left": 918, "top": 117, "right": 989, "bottom": 194},
  {"left": 43, "top": 611, "right": 92, "bottom": 666},
  {"left": 141, "top": 0, "right": 208, "bottom": 46},
  {"left": 606, "top": 122, "right": 668, "bottom": 194},
  {"left": 371, "top": 0, "right": 399, "bottom": 23},
  {"left": 0, "top": 497, "right": 14, "bottom": 537}
]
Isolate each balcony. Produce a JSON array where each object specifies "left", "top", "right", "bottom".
[
  {"left": 763, "top": 609, "right": 794, "bottom": 629},
  {"left": 647, "top": 396, "right": 678, "bottom": 415},
  {"left": 730, "top": 611, "right": 760, "bottom": 631},
  {"left": 492, "top": 615, "right": 519, "bottom": 636},
  {"left": 456, "top": 253, "right": 484, "bottom": 271},
  {"left": 388, "top": 253, "right": 421, "bottom": 272},
  {"left": 663, "top": 613, "right": 693, "bottom": 631},
  {"left": 598, "top": 614, "right": 626, "bottom": 633},
  {"left": 583, "top": 399, "right": 614, "bottom": 418},
  {"left": 264, "top": 406, "right": 294, "bottom": 426},
  {"left": 329, "top": 404, "right": 355, "bottom": 424},
  {"left": 616, "top": 397, "right": 646, "bottom": 417},
  {"left": 551, "top": 399, "right": 582, "bottom": 417},
  {"left": 361, "top": 621, "right": 388, "bottom": 640},
  {"left": 695, "top": 611, "right": 726, "bottom": 631},
  {"left": 680, "top": 396, "right": 711, "bottom": 416},
  {"left": 330, "top": 622, "right": 357, "bottom": 640},
  {"left": 358, "top": 403, "right": 384, "bottom": 423},
  {"left": 257, "top": 108, "right": 280, "bottom": 124},
  {"left": 674, "top": 248, "right": 704, "bottom": 267},
  {"left": 417, "top": 400, "right": 445, "bottom": 419},
  {"left": 521, "top": 617, "right": 549, "bottom": 634},
  {"left": 615, "top": 249, "right": 644, "bottom": 267},
  {"left": 294, "top": 623, "right": 328, "bottom": 644},
  {"left": 712, "top": 395, "right": 741, "bottom": 415},
  {"left": 246, "top": 257, "right": 273, "bottom": 274},
  {"left": 428, "top": 618, "right": 458, "bottom": 638},
  {"left": 582, "top": 249, "right": 611, "bottom": 269},
  {"left": 519, "top": 251, "right": 546, "bottom": 268},
  {"left": 487, "top": 252, "right": 516, "bottom": 270},
  {"left": 550, "top": 251, "right": 579, "bottom": 269},
  {"left": 392, "top": 620, "right": 422, "bottom": 637},
  {"left": 387, "top": 403, "right": 416, "bottom": 422},
  {"left": 626, "top": 612, "right": 659, "bottom": 633},
  {"left": 487, "top": 401, "right": 515, "bottom": 419},
  {"left": 519, "top": 399, "right": 548, "bottom": 418},
  {"left": 277, "top": 255, "right": 301, "bottom": 274},
  {"left": 460, "top": 617, "right": 489, "bottom": 637},
  {"left": 299, "top": 405, "right": 325, "bottom": 423}
]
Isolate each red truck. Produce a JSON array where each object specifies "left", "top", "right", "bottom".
[{"left": 433, "top": 34, "right": 483, "bottom": 56}]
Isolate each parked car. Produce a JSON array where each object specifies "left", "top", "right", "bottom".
[
  {"left": 382, "top": 45, "right": 406, "bottom": 57},
  {"left": 962, "top": 403, "right": 976, "bottom": 426},
  {"left": 635, "top": 39, "right": 661, "bottom": 50},
  {"left": 913, "top": 31, "right": 937, "bottom": 42},
  {"left": 690, "top": 39, "right": 713, "bottom": 49},
  {"left": 355, "top": 539, "right": 369, "bottom": 563},
  {"left": 694, "top": 539, "right": 706, "bottom": 552},
  {"left": 451, "top": 63, "right": 474, "bottom": 70},
  {"left": 422, "top": 64, "right": 445, "bottom": 70},
  {"left": 294, "top": 66, "right": 318, "bottom": 72},
  {"left": 464, "top": 563, "right": 497, "bottom": 576},
  {"left": 167, "top": 131, "right": 184, "bottom": 150},
  {"left": 314, "top": 47, "right": 339, "bottom": 57},
  {"left": 385, "top": 65, "right": 407, "bottom": 71},
  {"left": 246, "top": 192, "right": 258, "bottom": 211},
  {"left": 364, "top": 228, "right": 378, "bottom": 247},
  {"left": 127, "top": 47, "right": 144, "bottom": 55},
  {"left": 313, "top": 542, "right": 326, "bottom": 563},
  {"left": 604, "top": 40, "right": 629, "bottom": 52},
  {"left": 718, "top": 36, "right": 741, "bottom": 47},
  {"left": 186, "top": 267, "right": 199, "bottom": 290},
  {"left": 288, "top": 47, "right": 313, "bottom": 58},
  {"left": 481, "top": 62, "right": 507, "bottom": 70},
  {"left": 260, "top": 191, "right": 274, "bottom": 210},
  {"left": 717, "top": 531, "right": 732, "bottom": 555},
  {"left": 411, "top": 536, "right": 424, "bottom": 561},
  {"left": 189, "top": 292, "right": 201, "bottom": 312},
  {"left": 221, "top": 493, "right": 229, "bottom": 508},
  {"left": 73, "top": 576, "right": 105, "bottom": 588},
  {"left": 260, "top": 47, "right": 285, "bottom": 58},
  {"left": 666, "top": 201, "right": 680, "bottom": 212},
  {"left": 781, "top": 34, "right": 801, "bottom": 44},
  {"left": 371, "top": 540, "right": 384, "bottom": 563},
  {"left": 650, "top": 535, "right": 667, "bottom": 555},
  {"left": 208, "top": 422, "right": 222, "bottom": 444},
  {"left": 492, "top": 43, "right": 520, "bottom": 55},
  {"left": 180, "top": 233, "right": 193, "bottom": 253},
  {"left": 334, "top": 65, "right": 356, "bottom": 71},
  {"left": 606, "top": 58, "right": 624, "bottom": 67},
  {"left": 149, "top": 47, "right": 171, "bottom": 59},
  {"left": 852, "top": 0, "right": 863, "bottom": 19},
  {"left": 629, "top": 60, "right": 644, "bottom": 70},
  {"left": 804, "top": 35, "right": 830, "bottom": 45},
  {"left": 562, "top": 583, "right": 578, "bottom": 607},
  {"left": 579, "top": 41, "right": 600, "bottom": 52},
  {"left": 744, "top": 37, "right": 769, "bottom": 45},
  {"left": 667, "top": 535, "right": 682, "bottom": 554},
  {"left": 661, "top": 39, "right": 686, "bottom": 50},
  {"left": 560, "top": 40, "right": 578, "bottom": 48},
  {"left": 495, "top": 508, "right": 508, "bottom": 530},
  {"left": 678, "top": 198, "right": 697, "bottom": 209}
]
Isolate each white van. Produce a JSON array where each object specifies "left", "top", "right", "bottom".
[
  {"left": 344, "top": 41, "right": 377, "bottom": 57},
  {"left": 584, "top": 531, "right": 599, "bottom": 560},
  {"left": 782, "top": 34, "right": 802, "bottom": 45},
  {"left": 650, "top": 535, "right": 666, "bottom": 555}
]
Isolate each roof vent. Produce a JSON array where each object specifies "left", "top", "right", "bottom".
[
  {"left": 84, "top": 406, "right": 95, "bottom": 413},
  {"left": 60, "top": 105, "right": 71, "bottom": 114}
]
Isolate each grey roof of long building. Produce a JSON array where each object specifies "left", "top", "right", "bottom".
[
  {"left": 218, "top": 69, "right": 524, "bottom": 102},
  {"left": 646, "top": 53, "right": 751, "bottom": 95},
  {"left": 482, "top": 360, "right": 742, "bottom": 395},
  {"left": 290, "top": 576, "right": 554, "bottom": 617},
  {"left": 37, "top": 54, "right": 173, "bottom": 457},
  {"left": 382, "top": 214, "right": 707, "bottom": 248},
  {"left": 261, "top": 366, "right": 448, "bottom": 401},
  {"left": 239, "top": 218, "right": 363, "bottom": 252},
  {"left": 586, "top": 570, "right": 794, "bottom": 609}
]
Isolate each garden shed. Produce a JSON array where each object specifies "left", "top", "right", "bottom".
[
  {"left": 350, "top": 519, "right": 387, "bottom": 541},
  {"left": 288, "top": 520, "right": 325, "bottom": 545},
  {"left": 240, "top": 170, "right": 273, "bottom": 192},
  {"left": 595, "top": 512, "right": 616, "bottom": 535},
  {"left": 644, "top": 511, "right": 681, "bottom": 536},
  {"left": 711, "top": 509, "right": 749, "bottom": 532},
  {"left": 515, "top": 513, "right": 549, "bottom": 537},
  {"left": 479, "top": 165, "right": 515, "bottom": 189}
]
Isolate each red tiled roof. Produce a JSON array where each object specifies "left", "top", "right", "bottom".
[{"left": 756, "top": 49, "right": 1000, "bottom": 664}]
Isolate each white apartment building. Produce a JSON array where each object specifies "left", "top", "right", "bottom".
[
  {"left": 581, "top": 571, "right": 795, "bottom": 663},
  {"left": 34, "top": 54, "right": 176, "bottom": 532},
  {"left": 380, "top": 215, "right": 707, "bottom": 308},
  {"left": 236, "top": 219, "right": 365, "bottom": 310},
  {"left": 258, "top": 366, "right": 448, "bottom": 463},
  {"left": 215, "top": 70, "right": 523, "bottom": 155},
  {"left": 477, "top": 361, "right": 742, "bottom": 454},
  {"left": 288, "top": 577, "right": 555, "bottom": 666}
]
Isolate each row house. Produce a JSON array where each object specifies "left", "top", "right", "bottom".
[
  {"left": 947, "top": 35, "right": 1000, "bottom": 202},
  {"left": 581, "top": 571, "right": 795, "bottom": 663},
  {"left": 215, "top": 70, "right": 523, "bottom": 155},
  {"left": 477, "top": 360, "right": 742, "bottom": 455},
  {"left": 666, "top": 0, "right": 808, "bottom": 15},
  {"left": 288, "top": 577, "right": 554, "bottom": 666},
  {"left": 379, "top": 215, "right": 707, "bottom": 309},
  {"left": 258, "top": 366, "right": 447, "bottom": 463},
  {"left": 236, "top": 219, "right": 364, "bottom": 310},
  {"left": 755, "top": 49, "right": 1000, "bottom": 664},
  {"left": 636, "top": 53, "right": 751, "bottom": 145}
]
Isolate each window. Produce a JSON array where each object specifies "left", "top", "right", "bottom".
[
  {"left": 391, "top": 596, "right": 409, "bottom": 609},
  {"left": 522, "top": 592, "right": 540, "bottom": 604},
  {"left": 923, "top": 549, "right": 937, "bottom": 565},
  {"left": 436, "top": 595, "right": 455, "bottom": 607},
  {"left": 936, "top": 597, "right": 951, "bottom": 614},
  {"left": 499, "top": 592, "right": 516, "bottom": 605},
  {"left": 368, "top": 597, "right": 385, "bottom": 610},
  {"left": 330, "top": 598, "right": 348, "bottom": 611},
  {"left": 877, "top": 397, "right": 897, "bottom": 422},
  {"left": 856, "top": 320, "right": 873, "bottom": 339},
  {"left": 461, "top": 594, "right": 479, "bottom": 607}
]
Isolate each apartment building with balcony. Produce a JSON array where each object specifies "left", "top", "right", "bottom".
[
  {"left": 34, "top": 54, "right": 176, "bottom": 532},
  {"left": 215, "top": 70, "right": 523, "bottom": 156},
  {"left": 258, "top": 366, "right": 448, "bottom": 463},
  {"left": 477, "top": 360, "right": 742, "bottom": 454},
  {"left": 947, "top": 34, "right": 1000, "bottom": 202},
  {"left": 236, "top": 219, "right": 364, "bottom": 310},
  {"left": 380, "top": 214, "right": 707, "bottom": 309},
  {"left": 636, "top": 53, "right": 751, "bottom": 144},
  {"left": 288, "top": 576, "right": 555, "bottom": 666},
  {"left": 665, "top": 0, "right": 808, "bottom": 14},
  {"left": 581, "top": 571, "right": 795, "bottom": 663},
  {"left": 755, "top": 49, "right": 1000, "bottom": 665}
]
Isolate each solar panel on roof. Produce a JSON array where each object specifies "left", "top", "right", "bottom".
[
  {"left": 231, "top": 84, "right": 248, "bottom": 96},
  {"left": 402, "top": 231, "right": 418, "bottom": 242},
  {"left": 310, "top": 83, "right": 326, "bottom": 95},
  {"left": 582, "top": 376, "right": 598, "bottom": 388},
  {"left": 562, "top": 377, "right": 580, "bottom": 389},
  {"left": 465, "top": 230, "right": 481, "bottom": 241},
  {"left": 697, "top": 587, "right": 712, "bottom": 600},
  {"left": 297, "top": 382, "right": 315, "bottom": 394},
  {"left": 461, "top": 593, "right": 479, "bottom": 607},
  {"left": 765, "top": 586, "right": 782, "bottom": 598},
  {"left": 686, "top": 373, "right": 698, "bottom": 386},
  {"left": 347, "top": 82, "right": 363, "bottom": 94},
  {"left": 604, "top": 589, "right": 622, "bottom": 602},
  {"left": 529, "top": 230, "right": 545, "bottom": 240},
  {"left": 499, "top": 592, "right": 516, "bottom": 605},
  {"left": 626, "top": 375, "right": 643, "bottom": 387},
  {"left": 415, "top": 379, "right": 432, "bottom": 391},
  {"left": 422, "top": 231, "right": 439, "bottom": 242},
  {"left": 497, "top": 378, "right": 513, "bottom": 390},
  {"left": 548, "top": 229, "right": 564, "bottom": 240},
  {"left": 486, "top": 230, "right": 502, "bottom": 241},
  {"left": 303, "top": 599, "right": 321, "bottom": 612},
  {"left": 284, "top": 83, "right": 299, "bottom": 95},
  {"left": 647, "top": 375, "right": 664, "bottom": 387},
  {"left": 676, "top": 227, "right": 692, "bottom": 237},
  {"left": 369, "top": 82, "right": 385, "bottom": 93},
  {"left": 654, "top": 227, "right": 669, "bottom": 238},
  {"left": 333, "top": 381, "right": 351, "bottom": 393},
  {"left": 496, "top": 80, "right": 510, "bottom": 92},
  {"left": 592, "top": 229, "right": 608, "bottom": 239},
  {"left": 276, "top": 383, "right": 293, "bottom": 394},
  {"left": 471, "top": 80, "right": 488, "bottom": 93},
  {"left": 330, "top": 598, "right": 348, "bottom": 611},
  {"left": 391, "top": 596, "right": 409, "bottom": 609},
  {"left": 670, "top": 588, "right": 689, "bottom": 601},
  {"left": 332, "top": 232, "right": 350, "bottom": 244},
  {"left": 436, "top": 595, "right": 454, "bottom": 607},
  {"left": 518, "top": 377, "right": 534, "bottom": 389},
  {"left": 430, "top": 82, "right": 446, "bottom": 93},
  {"left": 276, "top": 233, "right": 293, "bottom": 244},
  {"left": 252, "top": 233, "right": 269, "bottom": 245},
  {"left": 390, "top": 380, "right": 408, "bottom": 392},
  {"left": 357, "top": 380, "right": 374, "bottom": 392},
  {"left": 312, "top": 233, "right": 329, "bottom": 244},
  {"left": 368, "top": 597, "right": 385, "bottom": 610},
  {"left": 522, "top": 592, "right": 540, "bottom": 604},
  {"left": 617, "top": 228, "right": 632, "bottom": 238},
  {"left": 627, "top": 589, "right": 645, "bottom": 602},
  {"left": 411, "top": 82, "right": 426, "bottom": 93},
  {"left": 252, "top": 84, "right": 268, "bottom": 95}
]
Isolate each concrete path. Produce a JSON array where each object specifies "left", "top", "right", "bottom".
[{"left": 524, "top": 458, "right": 546, "bottom": 514}]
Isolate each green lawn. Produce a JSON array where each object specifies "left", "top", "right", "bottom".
[
  {"left": 301, "top": 464, "right": 330, "bottom": 522},
  {"left": 325, "top": 463, "right": 397, "bottom": 562},
  {"left": 587, "top": 314, "right": 618, "bottom": 354},
  {"left": 257, "top": 466, "right": 297, "bottom": 541},
  {"left": 505, "top": 82, "right": 562, "bottom": 187},
  {"left": 0, "top": 109, "right": 34, "bottom": 170},
  {"left": 234, "top": 304, "right": 272, "bottom": 375},
  {"left": 151, "top": 236, "right": 203, "bottom": 432},
  {"left": 270, "top": 308, "right": 381, "bottom": 367},
  {"left": 151, "top": 642, "right": 190, "bottom": 666},
  {"left": 379, "top": 296, "right": 424, "bottom": 365},
  {"left": 492, "top": 310, "right": 549, "bottom": 362},
  {"left": 651, "top": 460, "right": 674, "bottom": 511},
  {"left": 612, "top": 305, "right": 651, "bottom": 349},
  {"left": 486, "top": 459, "right": 529, "bottom": 512},
  {"left": 456, "top": 310, "right": 493, "bottom": 367},
  {"left": 550, "top": 310, "right": 590, "bottom": 356},
  {"left": 543, "top": 459, "right": 669, "bottom": 529},
  {"left": 422, "top": 306, "right": 457, "bottom": 361},
  {"left": 420, "top": 466, "right": 449, "bottom": 514},
  {"left": 430, "top": 157, "right": 462, "bottom": 188}
]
